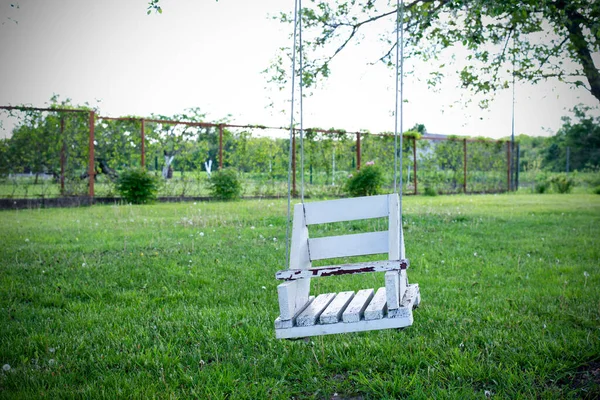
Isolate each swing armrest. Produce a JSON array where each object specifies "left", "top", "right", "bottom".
[{"left": 275, "top": 259, "right": 408, "bottom": 281}]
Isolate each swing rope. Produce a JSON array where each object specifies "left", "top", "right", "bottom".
[
  {"left": 396, "top": 0, "right": 405, "bottom": 253},
  {"left": 285, "top": 0, "right": 301, "bottom": 269}
]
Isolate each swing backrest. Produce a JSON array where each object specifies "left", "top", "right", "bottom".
[{"left": 290, "top": 193, "right": 403, "bottom": 270}]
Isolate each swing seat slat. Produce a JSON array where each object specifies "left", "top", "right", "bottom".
[{"left": 275, "top": 259, "right": 408, "bottom": 281}]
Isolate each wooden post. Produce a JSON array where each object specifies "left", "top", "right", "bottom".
[
  {"left": 292, "top": 129, "right": 296, "bottom": 196},
  {"left": 463, "top": 138, "right": 467, "bottom": 194},
  {"left": 140, "top": 119, "right": 146, "bottom": 168},
  {"left": 356, "top": 132, "right": 361, "bottom": 170},
  {"left": 60, "top": 116, "right": 66, "bottom": 194},
  {"left": 219, "top": 124, "right": 224, "bottom": 169},
  {"left": 88, "top": 111, "right": 95, "bottom": 198},
  {"left": 507, "top": 141, "right": 511, "bottom": 192},
  {"left": 412, "top": 137, "right": 417, "bottom": 195}
]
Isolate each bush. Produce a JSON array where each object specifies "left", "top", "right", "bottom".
[
  {"left": 116, "top": 168, "right": 159, "bottom": 204},
  {"left": 423, "top": 185, "right": 438, "bottom": 196},
  {"left": 208, "top": 168, "right": 242, "bottom": 200},
  {"left": 550, "top": 173, "right": 575, "bottom": 194},
  {"left": 593, "top": 186, "right": 600, "bottom": 195},
  {"left": 534, "top": 173, "right": 550, "bottom": 194},
  {"left": 344, "top": 163, "right": 384, "bottom": 197}
]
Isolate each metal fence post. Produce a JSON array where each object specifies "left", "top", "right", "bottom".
[
  {"left": 463, "top": 138, "right": 467, "bottom": 194},
  {"left": 88, "top": 111, "right": 95, "bottom": 199},
  {"left": 516, "top": 143, "right": 520, "bottom": 190},
  {"left": 413, "top": 136, "right": 417, "bottom": 195},
  {"left": 219, "top": 124, "right": 224, "bottom": 169},
  {"left": 507, "top": 141, "right": 511, "bottom": 192},
  {"left": 60, "top": 115, "right": 66, "bottom": 194},
  {"left": 141, "top": 118, "right": 146, "bottom": 168},
  {"left": 356, "top": 132, "right": 361, "bottom": 170}
]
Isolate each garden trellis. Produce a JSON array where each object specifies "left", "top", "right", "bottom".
[{"left": 0, "top": 107, "right": 513, "bottom": 203}]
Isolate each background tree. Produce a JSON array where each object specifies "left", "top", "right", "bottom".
[
  {"left": 543, "top": 105, "right": 600, "bottom": 171},
  {"left": 271, "top": 0, "right": 600, "bottom": 105}
]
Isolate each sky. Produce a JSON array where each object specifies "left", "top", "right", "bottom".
[{"left": 0, "top": 0, "right": 598, "bottom": 140}]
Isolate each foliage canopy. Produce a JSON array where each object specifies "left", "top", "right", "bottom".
[{"left": 269, "top": 0, "right": 600, "bottom": 105}]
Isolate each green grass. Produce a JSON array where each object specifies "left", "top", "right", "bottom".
[{"left": 1, "top": 194, "right": 599, "bottom": 398}]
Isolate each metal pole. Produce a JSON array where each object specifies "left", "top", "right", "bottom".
[
  {"left": 219, "top": 124, "right": 223, "bottom": 169},
  {"left": 463, "top": 138, "right": 467, "bottom": 194},
  {"left": 356, "top": 132, "right": 361, "bottom": 170},
  {"left": 511, "top": 36, "right": 516, "bottom": 191},
  {"left": 292, "top": 129, "right": 297, "bottom": 195},
  {"left": 60, "top": 116, "right": 66, "bottom": 194},
  {"left": 141, "top": 119, "right": 146, "bottom": 168},
  {"left": 413, "top": 136, "right": 417, "bottom": 195},
  {"left": 88, "top": 111, "right": 95, "bottom": 198}
]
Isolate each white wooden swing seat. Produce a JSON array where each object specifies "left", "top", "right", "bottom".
[{"left": 275, "top": 193, "right": 420, "bottom": 339}]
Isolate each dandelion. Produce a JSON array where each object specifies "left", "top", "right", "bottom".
[
  {"left": 25, "top": 238, "right": 29, "bottom": 242},
  {"left": 584, "top": 271, "right": 590, "bottom": 287},
  {"left": 250, "top": 226, "right": 255, "bottom": 230},
  {"left": 441, "top": 260, "right": 445, "bottom": 264},
  {"left": 199, "top": 232, "right": 205, "bottom": 237},
  {"left": 49, "top": 348, "right": 55, "bottom": 353},
  {"left": 261, "top": 286, "right": 266, "bottom": 290},
  {"left": 82, "top": 263, "right": 86, "bottom": 267},
  {"left": 474, "top": 252, "right": 477, "bottom": 257},
  {"left": 484, "top": 390, "right": 492, "bottom": 398},
  {"left": 347, "top": 174, "right": 353, "bottom": 178},
  {"left": 48, "top": 359, "right": 55, "bottom": 366},
  {"left": 269, "top": 224, "right": 273, "bottom": 227},
  {"left": 273, "top": 238, "right": 277, "bottom": 242},
  {"left": 2, "top": 364, "right": 10, "bottom": 372}
]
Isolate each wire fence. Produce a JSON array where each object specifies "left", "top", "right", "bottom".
[{"left": 0, "top": 106, "right": 515, "bottom": 201}]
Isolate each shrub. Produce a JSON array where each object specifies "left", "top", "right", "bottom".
[
  {"left": 116, "top": 168, "right": 159, "bottom": 204},
  {"left": 344, "top": 163, "right": 384, "bottom": 197},
  {"left": 534, "top": 173, "right": 550, "bottom": 194},
  {"left": 423, "top": 185, "right": 438, "bottom": 196},
  {"left": 593, "top": 186, "right": 600, "bottom": 195},
  {"left": 550, "top": 173, "right": 575, "bottom": 194},
  {"left": 208, "top": 168, "right": 242, "bottom": 200}
]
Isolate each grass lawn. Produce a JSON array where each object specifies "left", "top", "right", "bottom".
[{"left": 1, "top": 193, "right": 599, "bottom": 398}]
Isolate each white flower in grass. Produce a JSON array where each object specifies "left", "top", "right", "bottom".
[
  {"left": 25, "top": 238, "right": 29, "bottom": 242},
  {"left": 584, "top": 271, "right": 590, "bottom": 278},
  {"left": 273, "top": 238, "right": 277, "bottom": 242},
  {"left": 2, "top": 364, "right": 10, "bottom": 372},
  {"left": 82, "top": 263, "right": 86, "bottom": 267},
  {"left": 49, "top": 348, "right": 55, "bottom": 353},
  {"left": 473, "top": 252, "right": 477, "bottom": 257},
  {"left": 261, "top": 286, "right": 266, "bottom": 290},
  {"left": 199, "top": 232, "right": 204, "bottom": 237},
  {"left": 250, "top": 226, "right": 255, "bottom": 230},
  {"left": 48, "top": 359, "right": 55, "bottom": 366},
  {"left": 484, "top": 390, "right": 492, "bottom": 398}
]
